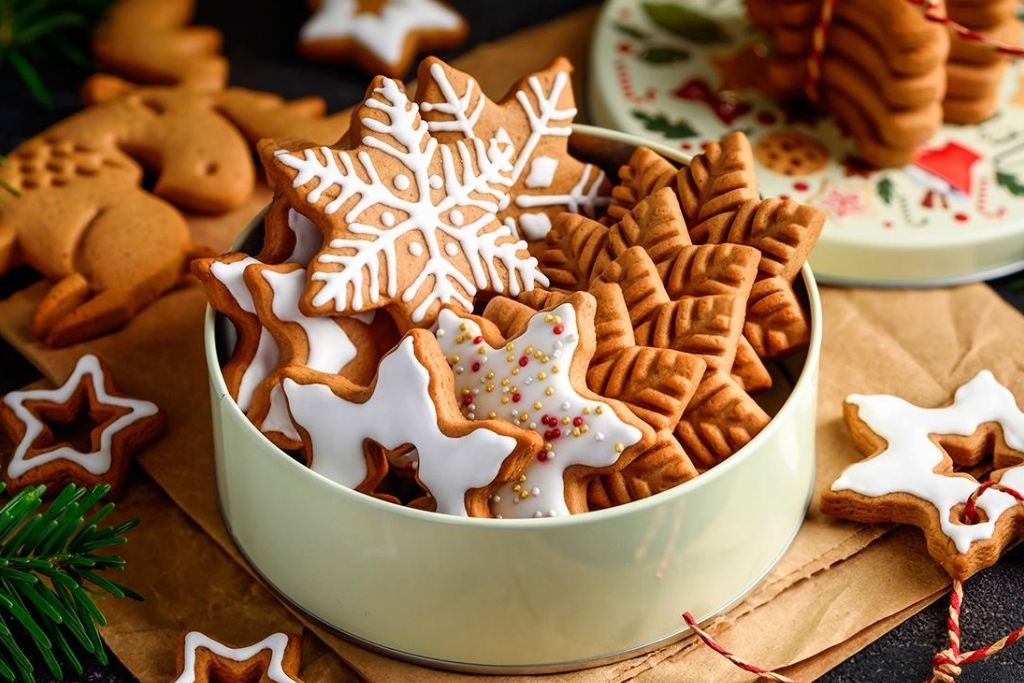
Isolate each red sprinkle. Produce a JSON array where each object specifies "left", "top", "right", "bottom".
[
  {"left": 572, "top": 416, "right": 584, "bottom": 427},
  {"left": 518, "top": 356, "right": 529, "bottom": 367},
  {"left": 553, "top": 324, "right": 564, "bottom": 335},
  {"left": 462, "top": 396, "right": 473, "bottom": 406},
  {"left": 955, "top": 213, "right": 969, "bottom": 223},
  {"left": 537, "top": 452, "right": 549, "bottom": 462},
  {"left": 471, "top": 362, "right": 481, "bottom": 372},
  {"left": 512, "top": 393, "right": 522, "bottom": 403},
  {"left": 473, "top": 335, "right": 483, "bottom": 344},
  {"left": 793, "top": 181, "right": 809, "bottom": 192}
]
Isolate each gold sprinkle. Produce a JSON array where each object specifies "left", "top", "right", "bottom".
[
  {"left": 506, "top": 354, "right": 515, "bottom": 362},
  {"left": 553, "top": 315, "right": 561, "bottom": 324},
  {"left": 534, "top": 350, "right": 543, "bottom": 359},
  {"left": 512, "top": 484, "right": 522, "bottom": 492},
  {"left": 486, "top": 384, "right": 494, "bottom": 392},
  {"left": 525, "top": 346, "right": 534, "bottom": 355},
  {"left": 500, "top": 396, "right": 510, "bottom": 405},
  {"left": 545, "top": 387, "right": 555, "bottom": 396},
  {"left": 506, "top": 342, "right": 515, "bottom": 351},
  {"left": 537, "top": 372, "right": 547, "bottom": 381},
  {"left": 501, "top": 378, "right": 510, "bottom": 386},
  {"left": 461, "top": 388, "right": 471, "bottom": 396},
  {"left": 582, "top": 407, "right": 591, "bottom": 415},
  {"left": 543, "top": 443, "right": 553, "bottom": 451},
  {"left": 614, "top": 443, "right": 624, "bottom": 453},
  {"left": 478, "top": 347, "right": 487, "bottom": 355},
  {"left": 459, "top": 323, "right": 467, "bottom": 332},
  {"left": 485, "top": 371, "right": 494, "bottom": 380},
  {"left": 562, "top": 416, "right": 571, "bottom": 425},
  {"left": 455, "top": 334, "right": 464, "bottom": 344},
  {"left": 541, "top": 355, "right": 550, "bottom": 364},
  {"left": 518, "top": 475, "right": 527, "bottom": 482},
  {"left": 519, "top": 413, "right": 530, "bottom": 422},
  {"left": 519, "top": 490, "right": 529, "bottom": 499},
  {"left": 544, "top": 314, "right": 554, "bottom": 323},
  {"left": 581, "top": 425, "right": 589, "bottom": 433},
  {"left": 511, "top": 368, "right": 520, "bottom": 376},
  {"left": 595, "top": 406, "right": 605, "bottom": 415},
  {"left": 533, "top": 401, "right": 542, "bottom": 410},
  {"left": 488, "top": 411, "right": 497, "bottom": 419},
  {"left": 572, "top": 428, "right": 581, "bottom": 437},
  {"left": 552, "top": 365, "right": 561, "bottom": 374},
  {"left": 451, "top": 355, "right": 460, "bottom": 364}
]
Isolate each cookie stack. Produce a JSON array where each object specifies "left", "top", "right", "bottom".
[
  {"left": 196, "top": 57, "right": 825, "bottom": 518},
  {"left": 748, "top": 0, "right": 1020, "bottom": 167}
]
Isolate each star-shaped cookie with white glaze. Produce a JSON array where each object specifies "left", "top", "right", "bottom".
[
  {"left": 170, "top": 631, "right": 304, "bottom": 683},
  {"left": 298, "top": 0, "right": 467, "bottom": 78},
  {"left": 0, "top": 354, "right": 165, "bottom": 496}
]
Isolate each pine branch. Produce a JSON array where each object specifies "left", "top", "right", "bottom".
[{"left": 0, "top": 483, "right": 142, "bottom": 683}]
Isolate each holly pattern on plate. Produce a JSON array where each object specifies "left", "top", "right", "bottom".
[{"left": 594, "top": 0, "right": 1024, "bottom": 262}]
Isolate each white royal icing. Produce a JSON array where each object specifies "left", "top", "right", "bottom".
[
  {"left": 434, "top": 303, "right": 643, "bottom": 518},
  {"left": 285, "top": 209, "right": 323, "bottom": 266},
  {"left": 299, "top": 0, "right": 463, "bottom": 68},
  {"left": 282, "top": 335, "right": 520, "bottom": 515},
  {"left": 255, "top": 266, "right": 357, "bottom": 437},
  {"left": 419, "top": 62, "right": 612, "bottom": 239},
  {"left": 832, "top": 370, "right": 1024, "bottom": 553},
  {"left": 210, "top": 257, "right": 280, "bottom": 412},
  {"left": 272, "top": 78, "right": 547, "bottom": 323},
  {"left": 172, "top": 631, "right": 300, "bottom": 683},
  {"left": 3, "top": 354, "right": 161, "bottom": 479}
]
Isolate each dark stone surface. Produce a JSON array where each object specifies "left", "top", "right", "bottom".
[{"left": 3, "top": 0, "right": 1024, "bottom": 681}]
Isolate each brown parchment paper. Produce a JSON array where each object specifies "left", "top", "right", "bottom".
[{"left": 3, "top": 5, "right": 1024, "bottom": 682}]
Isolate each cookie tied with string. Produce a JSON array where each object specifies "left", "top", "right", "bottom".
[{"left": 822, "top": 370, "right": 1024, "bottom": 580}]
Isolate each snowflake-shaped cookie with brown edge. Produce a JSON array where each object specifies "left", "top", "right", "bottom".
[
  {"left": 260, "top": 75, "right": 548, "bottom": 330},
  {"left": 821, "top": 371, "right": 1024, "bottom": 580},
  {"left": 612, "top": 132, "right": 826, "bottom": 360},
  {"left": 415, "top": 56, "right": 612, "bottom": 241}
]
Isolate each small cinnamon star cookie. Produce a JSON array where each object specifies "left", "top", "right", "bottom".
[
  {"left": 297, "top": 0, "right": 467, "bottom": 78},
  {"left": 0, "top": 354, "right": 166, "bottom": 496},
  {"left": 170, "top": 631, "right": 304, "bottom": 683}
]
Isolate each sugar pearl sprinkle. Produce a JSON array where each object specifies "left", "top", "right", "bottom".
[{"left": 435, "top": 303, "right": 642, "bottom": 518}]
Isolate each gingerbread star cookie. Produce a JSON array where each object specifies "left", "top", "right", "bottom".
[
  {"left": 822, "top": 371, "right": 1024, "bottom": 580},
  {"left": 298, "top": 0, "right": 468, "bottom": 78},
  {"left": 415, "top": 57, "right": 613, "bottom": 240},
  {"left": 435, "top": 292, "right": 658, "bottom": 516},
  {"left": 170, "top": 631, "right": 303, "bottom": 683},
  {"left": 282, "top": 330, "right": 542, "bottom": 517},
  {"left": 0, "top": 354, "right": 166, "bottom": 496},
  {"left": 260, "top": 75, "right": 547, "bottom": 330}
]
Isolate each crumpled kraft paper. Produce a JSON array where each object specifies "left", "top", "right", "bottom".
[{"left": 3, "top": 3, "right": 1024, "bottom": 681}]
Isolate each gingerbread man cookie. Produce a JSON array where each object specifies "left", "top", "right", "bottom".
[{"left": 170, "top": 631, "right": 303, "bottom": 683}]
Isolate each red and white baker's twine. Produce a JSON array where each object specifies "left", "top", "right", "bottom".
[
  {"left": 683, "top": 480, "right": 1024, "bottom": 683},
  {"left": 805, "top": 0, "right": 1024, "bottom": 104}
]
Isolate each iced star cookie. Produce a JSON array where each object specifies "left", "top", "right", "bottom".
[
  {"left": 298, "top": 0, "right": 467, "bottom": 78},
  {"left": 260, "top": 75, "right": 547, "bottom": 330},
  {"left": 822, "top": 371, "right": 1024, "bottom": 580},
  {"left": 281, "top": 330, "right": 542, "bottom": 517},
  {"left": 0, "top": 354, "right": 166, "bottom": 496},
  {"left": 435, "top": 292, "right": 655, "bottom": 517},
  {"left": 170, "top": 631, "right": 303, "bottom": 683},
  {"left": 415, "top": 57, "right": 613, "bottom": 241}
]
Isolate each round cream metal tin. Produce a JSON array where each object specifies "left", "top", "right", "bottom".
[{"left": 205, "top": 126, "right": 822, "bottom": 672}]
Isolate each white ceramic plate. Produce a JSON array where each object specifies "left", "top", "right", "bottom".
[
  {"left": 206, "top": 126, "right": 821, "bottom": 672},
  {"left": 588, "top": 0, "right": 1024, "bottom": 286}
]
